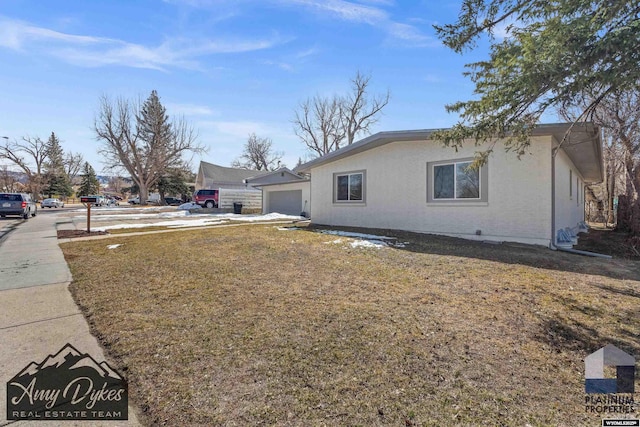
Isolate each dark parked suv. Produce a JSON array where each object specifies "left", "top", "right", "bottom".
[
  {"left": 0, "top": 193, "right": 37, "bottom": 219},
  {"left": 193, "top": 189, "right": 218, "bottom": 208}
]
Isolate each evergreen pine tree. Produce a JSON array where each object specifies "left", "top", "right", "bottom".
[
  {"left": 156, "top": 168, "right": 189, "bottom": 201},
  {"left": 45, "top": 132, "right": 65, "bottom": 172},
  {"left": 43, "top": 132, "right": 73, "bottom": 198},
  {"left": 43, "top": 174, "right": 73, "bottom": 198},
  {"left": 78, "top": 162, "right": 100, "bottom": 196},
  {"left": 136, "top": 90, "right": 172, "bottom": 156}
]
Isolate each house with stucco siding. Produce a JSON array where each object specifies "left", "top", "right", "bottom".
[
  {"left": 195, "top": 161, "right": 303, "bottom": 190},
  {"left": 295, "top": 123, "right": 602, "bottom": 247}
]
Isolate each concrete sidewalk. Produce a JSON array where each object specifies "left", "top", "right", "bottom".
[{"left": 0, "top": 214, "right": 141, "bottom": 426}]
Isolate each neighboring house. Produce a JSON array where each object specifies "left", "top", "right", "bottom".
[
  {"left": 195, "top": 161, "right": 307, "bottom": 214},
  {"left": 195, "top": 161, "right": 268, "bottom": 190},
  {"left": 295, "top": 123, "right": 602, "bottom": 247},
  {"left": 195, "top": 161, "right": 302, "bottom": 190}
]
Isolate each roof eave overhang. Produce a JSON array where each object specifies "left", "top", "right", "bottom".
[
  {"left": 295, "top": 123, "right": 603, "bottom": 183},
  {"left": 537, "top": 123, "right": 603, "bottom": 183}
]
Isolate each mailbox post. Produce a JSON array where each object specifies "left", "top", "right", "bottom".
[{"left": 80, "top": 196, "right": 97, "bottom": 233}]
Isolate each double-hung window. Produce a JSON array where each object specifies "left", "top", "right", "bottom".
[{"left": 334, "top": 171, "right": 364, "bottom": 203}]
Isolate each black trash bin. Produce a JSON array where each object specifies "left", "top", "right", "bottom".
[{"left": 233, "top": 202, "right": 243, "bottom": 214}]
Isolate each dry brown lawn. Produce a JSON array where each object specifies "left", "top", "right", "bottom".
[{"left": 60, "top": 224, "right": 640, "bottom": 426}]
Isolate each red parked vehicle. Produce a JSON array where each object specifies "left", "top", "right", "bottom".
[{"left": 193, "top": 189, "right": 218, "bottom": 208}]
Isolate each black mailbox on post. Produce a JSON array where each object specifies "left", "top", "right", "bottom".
[{"left": 80, "top": 196, "right": 97, "bottom": 233}]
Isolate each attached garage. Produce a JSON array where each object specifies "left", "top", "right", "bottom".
[
  {"left": 260, "top": 180, "right": 311, "bottom": 217},
  {"left": 269, "top": 190, "right": 302, "bottom": 216}
]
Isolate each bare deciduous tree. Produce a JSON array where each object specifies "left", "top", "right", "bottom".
[
  {"left": 232, "top": 133, "right": 283, "bottom": 171},
  {"left": 560, "top": 88, "right": 640, "bottom": 232},
  {"left": 342, "top": 72, "right": 390, "bottom": 146},
  {"left": 293, "top": 72, "right": 390, "bottom": 157},
  {"left": 0, "top": 166, "right": 21, "bottom": 192},
  {"left": 94, "top": 90, "right": 205, "bottom": 204},
  {"left": 0, "top": 136, "right": 48, "bottom": 197},
  {"left": 107, "top": 175, "right": 127, "bottom": 196},
  {"left": 65, "top": 152, "right": 84, "bottom": 182},
  {"left": 293, "top": 95, "right": 345, "bottom": 157}
]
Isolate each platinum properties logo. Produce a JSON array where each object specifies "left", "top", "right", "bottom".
[
  {"left": 6, "top": 343, "right": 127, "bottom": 421},
  {"left": 585, "top": 344, "right": 637, "bottom": 416}
]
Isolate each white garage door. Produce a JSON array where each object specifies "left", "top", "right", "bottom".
[{"left": 268, "top": 190, "right": 302, "bottom": 216}]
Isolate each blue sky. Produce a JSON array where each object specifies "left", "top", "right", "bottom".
[{"left": 0, "top": 0, "right": 500, "bottom": 174}]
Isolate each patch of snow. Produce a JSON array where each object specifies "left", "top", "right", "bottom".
[
  {"left": 277, "top": 227, "right": 301, "bottom": 231},
  {"left": 167, "top": 220, "right": 227, "bottom": 228},
  {"left": 317, "top": 230, "right": 396, "bottom": 240},
  {"left": 88, "top": 212, "right": 303, "bottom": 232},
  {"left": 107, "top": 244, "right": 122, "bottom": 250},
  {"left": 70, "top": 206, "right": 166, "bottom": 213},
  {"left": 178, "top": 202, "right": 201, "bottom": 210},
  {"left": 350, "top": 240, "right": 387, "bottom": 249},
  {"left": 76, "top": 210, "right": 189, "bottom": 221},
  {"left": 316, "top": 229, "right": 408, "bottom": 249},
  {"left": 218, "top": 213, "right": 305, "bottom": 222},
  {"left": 92, "top": 218, "right": 228, "bottom": 231},
  {"left": 325, "top": 239, "right": 343, "bottom": 244}
]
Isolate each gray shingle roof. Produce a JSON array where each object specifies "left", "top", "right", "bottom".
[{"left": 199, "top": 161, "right": 271, "bottom": 183}]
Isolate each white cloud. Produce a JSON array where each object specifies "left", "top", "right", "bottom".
[
  {"left": 279, "top": 0, "right": 435, "bottom": 48},
  {"left": 262, "top": 60, "right": 295, "bottom": 71},
  {"left": 356, "top": 0, "right": 395, "bottom": 6},
  {"left": 295, "top": 47, "right": 319, "bottom": 58},
  {"left": 283, "top": 0, "right": 386, "bottom": 24},
  {"left": 0, "top": 17, "right": 114, "bottom": 50},
  {"left": 165, "top": 103, "right": 219, "bottom": 116},
  {"left": 262, "top": 46, "right": 319, "bottom": 72},
  {"left": 0, "top": 17, "right": 285, "bottom": 71},
  {"left": 175, "top": 36, "right": 287, "bottom": 56},
  {"left": 386, "top": 22, "right": 438, "bottom": 47},
  {"left": 198, "top": 120, "right": 274, "bottom": 138}
]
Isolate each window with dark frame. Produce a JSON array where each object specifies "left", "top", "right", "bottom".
[
  {"left": 433, "top": 161, "right": 480, "bottom": 200},
  {"left": 570, "top": 170, "right": 572, "bottom": 198},
  {"left": 335, "top": 172, "right": 364, "bottom": 202}
]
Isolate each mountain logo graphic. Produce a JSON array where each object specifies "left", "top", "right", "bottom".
[
  {"left": 585, "top": 344, "right": 636, "bottom": 394},
  {"left": 6, "top": 343, "right": 128, "bottom": 421}
]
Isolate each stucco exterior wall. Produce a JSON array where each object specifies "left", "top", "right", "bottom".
[
  {"left": 309, "top": 137, "right": 555, "bottom": 246},
  {"left": 554, "top": 143, "right": 586, "bottom": 239},
  {"left": 262, "top": 181, "right": 311, "bottom": 215}
]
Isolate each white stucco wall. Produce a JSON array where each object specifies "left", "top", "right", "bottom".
[
  {"left": 553, "top": 143, "right": 586, "bottom": 240},
  {"left": 309, "top": 137, "right": 556, "bottom": 246},
  {"left": 261, "top": 181, "right": 311, "bottom": 215}
]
